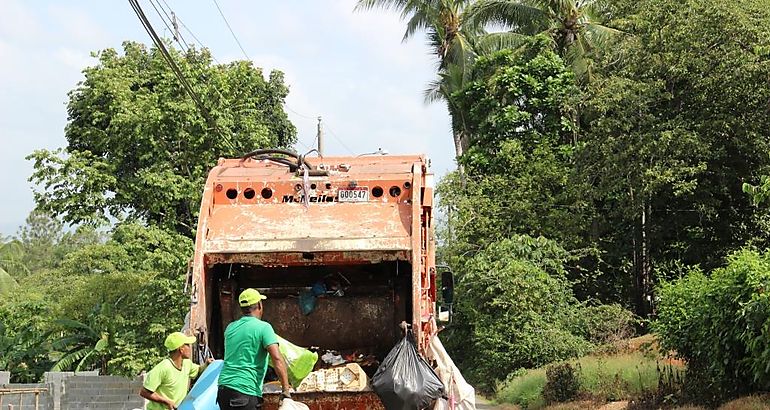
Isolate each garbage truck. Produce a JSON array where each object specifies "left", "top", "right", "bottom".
[{"left": 186, "top": 149, "right": 460, "bottom": 409}]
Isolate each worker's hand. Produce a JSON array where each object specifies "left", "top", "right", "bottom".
[
  {"left": 281, "top": 390, "right": 292, "bottom": 402},
  {"left": 164, "top": 398, "right": 177, "bottom": 409},
  {"left": 205, "top": 357, "right": 214, "bottom": 364}
]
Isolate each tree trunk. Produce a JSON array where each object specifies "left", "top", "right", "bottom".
[
  {"left": 635, "top": 200, "right": 653, "bottom": 318},
  {"left": 452, "top": 128, "right": 467, "bottom": 176}
]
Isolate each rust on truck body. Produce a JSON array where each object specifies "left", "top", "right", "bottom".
[
  {"left": 188, "top": 154, "right": 437, "bottom": 407},
  {"left": 262, "top": 391, "right": 385, "bottom": 410}
]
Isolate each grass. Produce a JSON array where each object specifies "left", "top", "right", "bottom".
[
  {"left": 495, "top": 336, "right": 682, "bottom": 409},
  {"left": 496, "top": 367, "right": 547, "bottom": 408}
]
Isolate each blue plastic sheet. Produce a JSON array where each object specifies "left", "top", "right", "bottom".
[{"left": 177, "top": 359, "right": 223, "bottom": 410}]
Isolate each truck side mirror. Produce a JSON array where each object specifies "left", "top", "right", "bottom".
[{"left": 438, "top": 270, "right": 454, "bottom": 323}]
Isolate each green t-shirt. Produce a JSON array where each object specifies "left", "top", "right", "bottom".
[
  {"left": 218, "top": 316, "right": 279, "bottom": 397},
  {"left": 143, "top": 358, "right": 200, "bottom": 410}
]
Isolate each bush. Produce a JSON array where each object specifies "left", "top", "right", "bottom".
[
  {"left": 568, "top": 304, "right": 637, "bottom": 348},
  {"left": 543, "top": 363, "right": 581, "bottom": 403},
  {"left": 655, "top": 249, "right": 770, "bottom": 403},
  {"left": 444, "top": 236, "right": 593, "bottom": 392}
]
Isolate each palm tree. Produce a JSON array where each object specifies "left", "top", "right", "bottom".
[
  {"left": 0, "top": 240, "right": 26, "bottom": 295},
  {"left": 464, "top": 0, "right": 621, "bottom": 81},
  {"left": 355, "top": 0, "right": 480, "bottom": 158}
]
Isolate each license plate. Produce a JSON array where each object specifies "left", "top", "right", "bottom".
[{"left": 338, "top": 188, "right": 369, "bottom": 202}]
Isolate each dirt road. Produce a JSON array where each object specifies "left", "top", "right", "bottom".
[{"left": 475, "top": 396, "right": 517, "bottom": 409}]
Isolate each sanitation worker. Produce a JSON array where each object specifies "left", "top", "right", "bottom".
[
  {"left": 217, "top": 288, "right": 292, "bottom": 409},
  {"left": 140, "top": 331, "right": 212, "bottom": 409}
]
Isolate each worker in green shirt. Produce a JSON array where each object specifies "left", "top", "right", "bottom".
[
  {"left": 217, "top": 288, "right": 291, "bottom": 409},
  {"left": 140, "top": 332, "right": 213, "bottom": 409}
]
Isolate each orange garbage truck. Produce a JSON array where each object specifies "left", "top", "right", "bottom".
[{"left": 186, "top": 149, "right": 455, "bottom": 409}]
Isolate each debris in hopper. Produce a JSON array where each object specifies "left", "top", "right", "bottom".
[
  {"left": 297, "top": 363, "right": 370, "bottom": 392},
  {"left": 320, "top": 351, "right": 345, "bottom": 366}
]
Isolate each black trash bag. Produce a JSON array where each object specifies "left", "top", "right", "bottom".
[{"left": 372, "top": 331, "right": 445, "bottom": 410}]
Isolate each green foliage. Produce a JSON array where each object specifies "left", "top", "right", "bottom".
[
  {"left": 445, "top": 236, "right": 593, "bottom": 391},
  {"left": 439, "top": 38, "right": 586, "bottom": 263},
  {"left": 0, "top": 298, "right": 55, "bottom": 382},
  {"left": 497, "top": 350, "right": 680, "bottom": 408},
  {"left": 0, "top": 221, "right": 192, "bottom": 380},
  {"left": 0, "top": 239, "right": 29, "bottom": 280},
  {"left": 566, "top": 304, "right": 637, "bottom": 347},
  {"left": 28, "top": 41, "right": 296, "bottom": 236},
  {"left": 16, "top": 210, "right": 102, "bottom": 274},
  {"left": 580, "top": 0, "right": 770, "bottom": 300},
  {"left": 464, "top": 0, "right": 621, "bottom": 81},
  {"left": 48, "top": 223, "right": 192, "bottom": 376},
  {"left": 655, "top": 249, "right": 770, "bottom": 403},
  {"left": 543, "top": 362, "right": 580, "bottom": 403}
]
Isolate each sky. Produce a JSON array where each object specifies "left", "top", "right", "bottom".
[{"left": 0, "top": 0, "right": 455, "bottom": 236}]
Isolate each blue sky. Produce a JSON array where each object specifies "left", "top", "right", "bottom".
[{"left": 0, "top": 0, "right": 455, "bottom": 236}]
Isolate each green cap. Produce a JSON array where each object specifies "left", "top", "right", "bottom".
[
  {"left": 239, "top": 288, "right": 267, "bottom": 307},
  {"left": 164, "top": 332, "right": 196, "bottom": 351}
]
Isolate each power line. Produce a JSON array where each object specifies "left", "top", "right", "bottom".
[
  {"left": 127, "top": 0, "right": 235, "bottom": 152},
  {"left": 211, "top": 0, "right": 251, "bottom": 60},
  {"left": 158, "top": 0, "right": 220, "bottom": 64},
  {"left": 147, "top": 0, "right": 191, "bottom": 52},
  {"left": 324, "top": 123, "right": 355, "bottom": 155},
  {"left": 285, "top": 105, "right": 317, "bottom": 121}
]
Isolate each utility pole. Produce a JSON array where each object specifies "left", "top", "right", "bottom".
[{"left": 316, "top": 116, "right": 323, "bottom": 156}]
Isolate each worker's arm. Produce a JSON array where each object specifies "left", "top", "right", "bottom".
[
  {"left": 266, "top": 343, "right": 292, "bottom": 398},
  {"left": 140, "top": 387, "right": 176, "bottom": 409}
]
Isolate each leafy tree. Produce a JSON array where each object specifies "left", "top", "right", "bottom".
[
  {"left": 50, "top": 224, "right": 192, "bottom": 376},
  {"left": 438, "top": 37, "right": 587, "bottom": 271},
  {"left": 0, "top": 223, "right": 192, "bottom": 378},
  {"left": 0, "top": 299, "right": 55, "bottom": 382},
  {"left": 578, "top": 0, "right": 770, "bottom": 312},
  {"left": 465, "top": 0, "right": 621, "bottom": 80},
  {"left": 28, "top": 42, "right": 296, "bottom": 237},
  {"left": 445, "top": 236, "right": 593, "bottom": 391},
  {"left": 15, "top": 210, "right": 102, "bottom": 274}
]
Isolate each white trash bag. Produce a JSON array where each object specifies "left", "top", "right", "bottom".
[{"left": 279, "top": 398, "right": 310, "bottom": 410}]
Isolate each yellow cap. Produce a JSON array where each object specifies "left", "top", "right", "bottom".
[
  {"left": 239, "top": 288, "right": 267, "bottom": 307},
  {"left": 164, "top": 332, "right": 196, "bottom": 351}
]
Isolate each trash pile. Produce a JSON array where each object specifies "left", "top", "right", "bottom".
[
  {"left": 267, "top": 338, "right": 379, "bottom": 394},
  {"left": 267, "top": 330, "right": 459, "bottom": 409}
]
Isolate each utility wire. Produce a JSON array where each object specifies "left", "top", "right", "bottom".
[
  {"left": 158, "top": 0, "right": 220, "bottom": 63},
  {"left": 177, "top": 19, "right": 220, "bottom": 64},
  {"left": 324, "top": 123, "right": 355, "bottom": 155},
  {"left": 128, "top": 0, "right": 235, "bottom": 152},
  {"left": 211, "top": 0, "right": 251, "bottom": 60},
  {"left": 285, "top": 105, "right": 317, "bottom": 121},
  {"left": 148, "top": 0, "right": 191, "bottom": 51},
  {"left": 147, "top": 0, "right": 180, "bottom": 47}
]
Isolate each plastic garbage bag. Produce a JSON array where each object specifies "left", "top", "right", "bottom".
[
  {"left": 298, "top": 290, "right": 317, "bottom": 315},
  {"left": 269, "top": 335, "right": 319, "bottom": 388},
  {"left": 279, "top": 398, "right": 310, "bottom": 410},
  {"left": 372, "top": 331, "right": 445, "bottom": 410}
]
